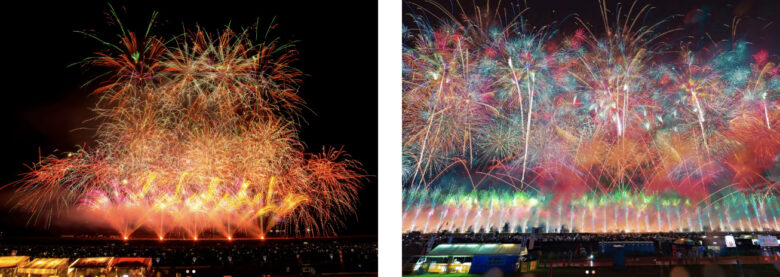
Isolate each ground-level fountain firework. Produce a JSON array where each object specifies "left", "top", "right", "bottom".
[
  {"left": 6, "top": 9, "right": 364, "bottom": 239},
  {"left": 404, "top": 189, "right": 780, "bottom": 233},
  {"left": 403, "top": 1, "right": 780, "bottom": 233}
]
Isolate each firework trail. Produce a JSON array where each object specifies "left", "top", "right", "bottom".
[
  {"left": 403, "top": 0, "right": 780, "bottom": 233},
  {"left": 7, "top": 7, "right": 364, "bottom": 239}
]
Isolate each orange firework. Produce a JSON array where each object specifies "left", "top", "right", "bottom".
[{"left": 8, "top": 9, "right": 364, "bottom": 239}]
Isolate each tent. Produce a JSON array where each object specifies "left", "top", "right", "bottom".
[
  {"left": 17, "top": 258, "right": 69, "bottom": 277},
  {"left": 420, "top": 243, "right": 527, "bottom": 274},
  {"left": 110, "top": 257, "right": 152, "bottom": 277},
  {"left": 69, "top": 257, "right": 114, "bottom": 276},
  {"left": 0, "top": 256, "right": 30, "bottom": 277}
]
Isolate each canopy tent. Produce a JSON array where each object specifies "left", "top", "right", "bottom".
[
  {"left": 0, "top": 256, "right": 29, "bottom": 268},
  {"left": 421, "top": 243, "right": 528, "bottom": 274},
  {"left": 17, "top": 258, "right": 68, "bottom": 275},
  {"left": 112, "top": 257, "right": 151, "bottom": 269},
  {"left": 0, "top": 256, "right": 30, "bottom": 277},
  {"left": 427, "top": 243, "right": 527, "bottom": 256},
  {"left": 70, "top": 257, "right": 113, "bottom": 268},
  {"left": 70, "top": 257, "right": 114, "bottom": 276},
  {"left": 112, "top": 257, "right": 152, "bottom": 277}
]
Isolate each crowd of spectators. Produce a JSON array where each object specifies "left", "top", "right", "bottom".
[{"left": 1, "top": 237, "right": 377, "bottom": 275}]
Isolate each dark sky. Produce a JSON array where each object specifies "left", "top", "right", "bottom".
[
  {"left": 401, "top": 0, "right": 780, "bottom": 188},
  {"left": 0, "top": 1, "right": 377, "bottom": 236},
  {"left": 404, "top": 0, "right": 780, "bottom": 53}
]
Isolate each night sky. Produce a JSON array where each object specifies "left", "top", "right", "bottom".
[
  {"left": 401, "top": 0, "right": 780, "bottom": 182},
  {"left": 404, "top": 0, "right": 780, "bottom": 54},
  {"left": 3, "top": 0, "right": 779, "bottom": 238},
  {"left": 0, "top": 1, "right": 377, "bottom": 236}
]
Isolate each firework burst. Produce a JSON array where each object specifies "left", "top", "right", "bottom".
[
  {"left": 8, "top": 8, "right": 364, "bottom": 239},
  {"left": 403, "top": 0, "right": 780, "bottom": 233}
]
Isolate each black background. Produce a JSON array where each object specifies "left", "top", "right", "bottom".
[{"left": 0, "top": 1, "right": 377, "bottom": 236}]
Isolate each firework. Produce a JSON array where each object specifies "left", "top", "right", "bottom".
[
  {"left": 8, "top": 8, "right": 364, "bottom": 239},
  {"left": 403, "top": 1, "right": 780, "bottom": 233}
]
